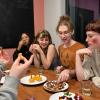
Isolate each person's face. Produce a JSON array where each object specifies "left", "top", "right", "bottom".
[
  {"left": 21, "top": 33, "right": 30, "bottom": 45},
  {"left": 37, "top": 36, "right": 49, "bottom": 49},
  {"left": 86, "top": 31, "right": 100, "bottom": 48},
  {"left": 58, "top": 25, "right": 72, "bottom": 45}
]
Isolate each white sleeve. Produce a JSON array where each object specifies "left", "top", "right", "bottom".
[{"left": 82, "top": 55, "right": 94, "bottom": 80}]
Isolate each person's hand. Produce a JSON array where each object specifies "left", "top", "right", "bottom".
[
  {"left": 76, "top": 48, "right": 92, "bottom": 56},
  {"left": 32, "top": 44, "right": 41, "bottom": 53},
  {"left": 17, "top": 40, "right": 25, "bottom": 50},
  {"left": 56, "top": 66, "right": 64, "bottom": 73},
  {"left": 29, "top": 44, "right": 41, "bottom": 54},
  {"left": 29, "top": 44, "right": 36, "bottom": 54},
  {"left": 57, "top": 69, "right": 70, "bottom": 83},
  {"left": 9, "top": 55, "right": 34, "bottom": 79}
]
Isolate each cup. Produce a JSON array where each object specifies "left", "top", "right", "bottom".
[
  {"left": 81, "top": 80, "right": 92, "bottom": 96},
  {"left": 38, "top": 65, "right": 44, "bottom": 75},
  {"left": 54, "top": 67, "right": 60, "bottom": 78}
]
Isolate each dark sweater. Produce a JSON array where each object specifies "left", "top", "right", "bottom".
[{"left": 13, "top": 45, "right": 32, "bottom": 61}]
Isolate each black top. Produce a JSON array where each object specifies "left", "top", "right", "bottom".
[{"left": 13, "top": 45, "right": 32, "bottom": 61}]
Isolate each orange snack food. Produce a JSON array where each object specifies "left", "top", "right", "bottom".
[
  {"left": 29, "top": 75, "right": 42, "bottom": 83},
  {"left": 29, "top": 75, "right": 35, "bottom": 83},
  {"left": 18, "top": 53, "right": 24, "bottom": 60}
]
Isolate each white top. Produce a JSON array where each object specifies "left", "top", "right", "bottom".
[{"left": 82, "top": 48, "right": 100, "bottom": 80}]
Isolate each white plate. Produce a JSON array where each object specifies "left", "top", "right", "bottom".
[
  {"left": 0, "top": 76, "right": 5, "bottom": 84},
  {"left": 49, "top": 92, "right": 75, "bottom": 100},
  {"left": 43, "top": 81, "right": 69, "bottom": 92},
  {"left": 20, "top": 75, "right": 47, "bottom": 85}
]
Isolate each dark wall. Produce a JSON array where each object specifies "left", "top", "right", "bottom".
[
  {"left": 74, "top": 7, "right": 94, "bottom": 45},
  {"left": 0, "top": 0, "right": 34, "bottom": 48}
]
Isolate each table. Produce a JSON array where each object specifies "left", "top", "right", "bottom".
[{"left": 18, "top": 66, "right": 100, "bottom": 100}]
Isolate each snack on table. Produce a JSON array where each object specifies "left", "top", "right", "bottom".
[
  {"left": 59, "top": 92, "right": 73, "bottom": 100},
  {"left": 18, "top": 53, "right": 24, "bottom": 60},
  {"left": 46, "top": 80, "right": 65, "bottom": 91},
  {"left": 59, "top": 92, "right": 83, "bottom": 100},
  {"left": 29, "top": 75, "right": 42, "bottom": 83}
]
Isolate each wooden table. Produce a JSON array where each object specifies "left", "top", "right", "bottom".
[{"left": 18, "top": 66, "right": 100, "bottom": 100}]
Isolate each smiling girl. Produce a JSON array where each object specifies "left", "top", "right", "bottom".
[{"left": 29, "top": 30, "right": 59, "bottom": 70}]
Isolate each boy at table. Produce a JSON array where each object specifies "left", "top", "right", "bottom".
[{"left": 0, "top": 54, "right": 34, "bottom": 100}]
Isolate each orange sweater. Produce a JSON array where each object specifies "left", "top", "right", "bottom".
[{"left": 58, "top": 42, "right": 85, "bottom": 69}]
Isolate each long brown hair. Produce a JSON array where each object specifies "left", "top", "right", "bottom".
[{"left": 35, "top": 30, "right": 52, "bottom": 44}]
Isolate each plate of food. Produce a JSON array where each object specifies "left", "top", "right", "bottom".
[
  {"left": 49, "top": 92, "right": 76, "bottom": 100},
  {"left": 20, "top": 74, "right": 47, "bottom": 85},
  {"left": 43, "top": 80, "right": 69, "bottom": 92}
]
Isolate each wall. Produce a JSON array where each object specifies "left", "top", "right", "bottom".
[
  {"left": 70, "top": 0, "right": 99, "bottom": 19},
  {"left": 34, "top": 0, "right": 99, "bottom": 47},
  {"left": 34, "top": 0, "right": 44, "bottom": 35},
  {"left": 44, "top": 0, "right": 65, "bottom": 48},
  {"left": 77, "top": 0, "right": 99, "bottom": 18}
]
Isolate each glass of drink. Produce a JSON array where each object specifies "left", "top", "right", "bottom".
[
  {"left": 38, "top": 65, "right": 44, "bottom": 75},
  {"left": 81, "top": 80, "right": 92, "bottom": 96},
  {"left": 54, "top": 67, "right": 60, "bottom": 78}
]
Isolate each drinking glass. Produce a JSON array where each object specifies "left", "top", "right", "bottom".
[
  {"left": 54, "top": 67, "right": 60, "bottom": 78},
  {"left": 81, "top": 80, "right": 92, "bottom": 96},
  {"left": 38, "top": 65, "right": 44, "bottom": 75}
]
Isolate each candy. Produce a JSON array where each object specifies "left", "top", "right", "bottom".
[{"left": 18, "top": 53, "right": 24, "bottom": 60}]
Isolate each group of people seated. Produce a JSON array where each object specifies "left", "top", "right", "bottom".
[{"left": 0, "top": 15, "right": 100, "bottom": 100}]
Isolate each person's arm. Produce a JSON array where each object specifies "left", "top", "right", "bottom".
[
  {"left": 17, "top": 40, "right": 24, "bottom": 51},
  {"left": 29, "top": 44, "right": 40, "bottom": 67},
  {"left": 57, "top": 69, "right": 75, "bottom": 83},
  {"left": 38, "top": 44, "right": 56, "bottom": 69},
  {"left": 33, "top": 52, "right": 41, "bottom": 67},
  {"left": 0, "top": 54, "right": 34, "bottom": 100},
  {"left": 75, "top": 48, "right": 93, "bottom": 81},
  {"left": 75, "top": 52, "right": 85, "bottom": 81},
  {"left": 0, "top": 76, "right": 19, "bottom": 100},
  {"left": 13, "top": 50, "right": 20, "bottom": 61},
  {"left": 13, "top": 40, "right": 24, "bottom": 61}
]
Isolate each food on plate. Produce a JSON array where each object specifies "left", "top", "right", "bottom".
[
  {"left": 29, "top": 75, "right": 42, "bottom": 83},
  {"left": 59, "top": 92, "right": 73, "bottom": 100},
  {"left": 18, "top": 53, "right": 24, "bottom": 60},
  {"left": 58, "top": 92, "right": 83, "bottom": 100},
  {"left": 46, "top": 80, "right": 65, "bottom": 91}
]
